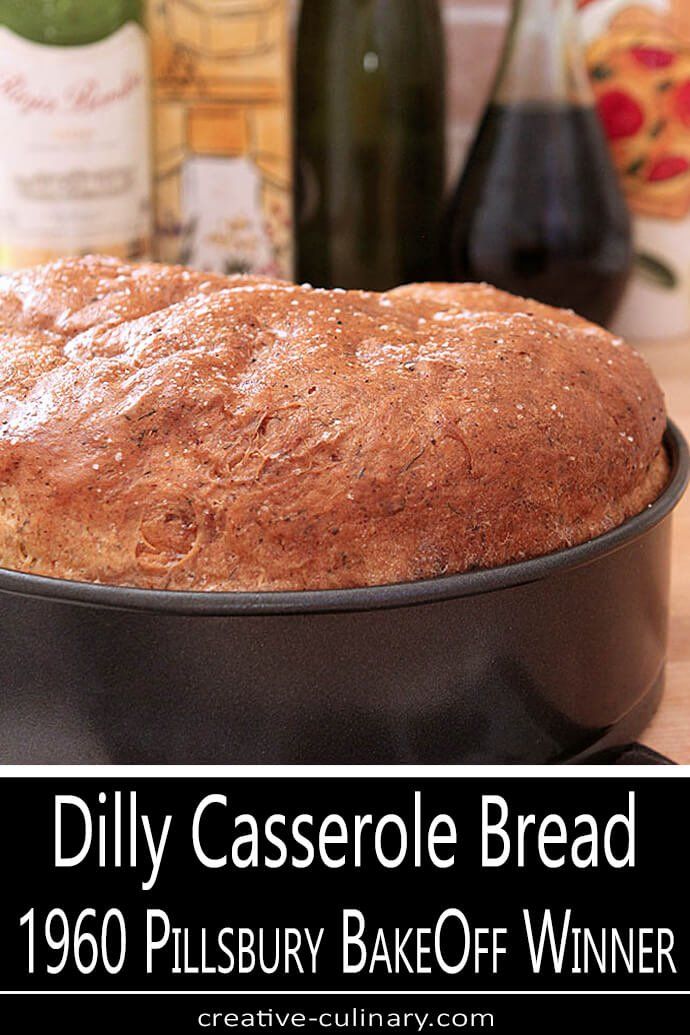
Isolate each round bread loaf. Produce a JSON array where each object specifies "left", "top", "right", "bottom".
[{"left": 0, "top": 256, "right": 669, "bottom": 591}]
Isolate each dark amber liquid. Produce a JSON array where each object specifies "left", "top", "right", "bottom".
[{"left": 444, "top": 103, "right": 632, "bottom": 326}]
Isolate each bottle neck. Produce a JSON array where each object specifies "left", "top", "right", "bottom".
[{"left": 493, "top": 0, "right": 593, "bottom": 107}]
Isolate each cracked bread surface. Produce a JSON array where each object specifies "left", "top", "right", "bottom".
[{"left": 0, "top": 255, "right": 669, "bottom": 591}]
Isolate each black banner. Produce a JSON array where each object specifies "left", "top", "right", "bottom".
[
  {"left": 0, "top": 777, "right": 686, "bottom": 992},
  {"left": 0, "top": 994, "right": 678, "bottom": 1031}
]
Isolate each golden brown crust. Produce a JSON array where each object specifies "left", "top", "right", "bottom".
[{"left": 0, "top": 256, "right": 669, "bottom": 591}]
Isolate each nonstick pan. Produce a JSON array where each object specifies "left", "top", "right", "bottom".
[{"left": 0, "top": 422, "right": 687, "bottom": 765}]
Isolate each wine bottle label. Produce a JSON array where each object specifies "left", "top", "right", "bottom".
[{"left": 0, "top": 22, "right": 152, "bottom": 271}]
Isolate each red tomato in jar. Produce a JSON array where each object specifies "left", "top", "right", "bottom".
[
  {"left": 675, "top": 79, "right": 690, "bottom": 128},
  {"left": 597, "top": 90, "right": 645, "bottom": 139},
  {"left": 630, "top": 45, "right": 676, "bottom": 69},
  {"left": 646, "top": 155, "right": 690, "bottom": 181}
]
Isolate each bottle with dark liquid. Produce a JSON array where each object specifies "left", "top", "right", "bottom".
[
  {"left": 294, "top": 0, "right": 445, "bottom": 291},
  {"left": 444, "top": 0, "right": 632, "bottom": 326}
]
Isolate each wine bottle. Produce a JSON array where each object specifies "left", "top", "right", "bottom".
[
  {"left": 0, "top": 0, "right": 151, "bottom": 271},
  {"left": 294, "top": 0, "right": 445, "bottom": 291},
  {"left": 445, "top": 0, "right": 632, "bottom": 326}
]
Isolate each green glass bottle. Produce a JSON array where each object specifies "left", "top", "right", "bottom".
[
  {"left": 294, "top": 0, "right": 445, "bottom": 291},
  {"left": 0, "top": 0, "right": 151, "bottom": 270}
]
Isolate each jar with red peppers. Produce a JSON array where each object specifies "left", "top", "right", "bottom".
[{"left": 580, "top": 0, "right": 690, "bottom": 337}]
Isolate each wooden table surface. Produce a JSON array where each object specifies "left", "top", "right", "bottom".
[{"left": 638, "top": 337, "right": 690, "bottom": 763}]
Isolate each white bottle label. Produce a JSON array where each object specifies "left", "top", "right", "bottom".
[{"left": 0, "top": 22, "right": 151, "bottom": 269}]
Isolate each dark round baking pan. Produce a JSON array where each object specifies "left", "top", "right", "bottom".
[{"left": 0, "top": 422, "right": 687, "bottom": 764}]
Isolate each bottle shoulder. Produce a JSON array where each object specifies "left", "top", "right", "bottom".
[{"left": 0, "top": 1, "right": 144, "bottom": 46}]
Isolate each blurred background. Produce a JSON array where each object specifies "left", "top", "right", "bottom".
[
  {"left": 1, "top": 0, "right": 689, "bottom": 339},
  {"left": 444, "top": 0, "right": 510, "bottom": 193}
]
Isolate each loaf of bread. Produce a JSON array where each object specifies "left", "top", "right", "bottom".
[{"left": 0, "top": 256, "right": 668, "bottom": 591}]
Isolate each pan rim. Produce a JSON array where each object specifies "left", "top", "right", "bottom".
[{"left": 0, "top": 420, "right": 687, "bottom": 616}]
